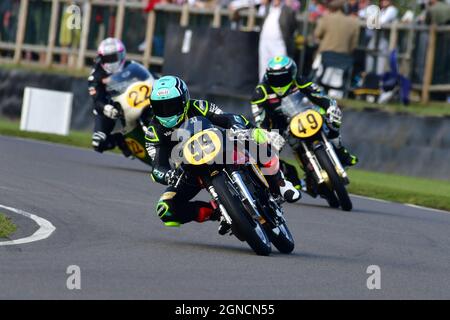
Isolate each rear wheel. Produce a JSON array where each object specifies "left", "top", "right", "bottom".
[
  {"left": 315, "top": 148, "right": 353, "bottom": 211},
  {"left": 212, "top": 172, "right": 272, "bottom": 256}
]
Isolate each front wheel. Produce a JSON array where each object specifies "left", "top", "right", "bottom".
[
  {"left": 315, "top": 148, "right": 353, "bottom": 211},
  {"left": 212, "top": 172, "right": 272, "bottom": 256},
  {"left": 319, "top": 183, "right": 340, "bottom": 208},
  {"left": 268, "top": 222, "right": 294, "bottom": 254}
]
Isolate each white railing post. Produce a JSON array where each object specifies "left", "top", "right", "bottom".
[
  {"left": 45, "top": 0, "right": 60, "bottom": 67},
  {"left": 13, "top": 0, "right": 29, "bottom": 64},
  {"left": 142, "top": 10, "right": 156, "bottom": 68},
  {"left": 115, "top": 0, "right": 126, "bottom": 39},
  {"left": 77, "top": 0, "right": 92, "bottom": 70}
]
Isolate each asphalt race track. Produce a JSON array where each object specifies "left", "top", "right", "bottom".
[{"left": 0, "top": 135, "right": 449, "bottom": 299}]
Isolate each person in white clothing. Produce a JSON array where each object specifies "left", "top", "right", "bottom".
[
  {"left": 258, "top": 0, "right": 297, "bottom": 80},
  {"left": 365, "top": 0, "right": 398, "bottom": 75}
]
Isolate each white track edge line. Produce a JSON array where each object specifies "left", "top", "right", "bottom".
[
  {"left": 352, "top": 194, "right": 450, "bottom": 214},
  {"left": 0, "top": 204, "right": 56, "bottom": 246}
]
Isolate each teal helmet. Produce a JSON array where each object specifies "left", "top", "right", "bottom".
[
  {"left": 150, "top": 76, "right": 190, "bottom": 128},
  {"left": 265, "top": 56, "right": 297, "bottom": 96}
]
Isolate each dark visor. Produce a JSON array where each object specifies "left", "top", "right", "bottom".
[
  {"left": 152, "top": 96, "right": 184, "bottom": 118},
  {"left": 100, "top": 52, "right": 121, "bottom": 64},
  {"left": 267, "top": 71, "right": 292, "bottom": 88}
]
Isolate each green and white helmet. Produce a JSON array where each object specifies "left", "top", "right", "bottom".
[
  {"left": 265, "top": 56, "right": 297, "bottom": 96},
  {"left": 150, "top": 76, "right": 190, "bottom": 128}
]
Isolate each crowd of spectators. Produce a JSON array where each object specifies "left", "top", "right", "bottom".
[{"left": 1, "top": 0, "right": 450, "bottom": 70}]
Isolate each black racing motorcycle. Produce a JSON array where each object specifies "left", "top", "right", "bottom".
[
  {"left": 280, "top": 91, "right": 353, "bottom": 211},
  {"left": 171, "top": 116, "right": 295, "bottom": 256}
]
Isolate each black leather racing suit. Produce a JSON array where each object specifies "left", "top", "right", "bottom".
[
  {"left": 88, "top": 58, "right": 132, "bottom": 153},
  {"left": 145, "top": 99, "right": 282, "bottom": 227}
]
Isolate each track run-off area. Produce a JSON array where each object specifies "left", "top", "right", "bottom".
[{"left": 0, "top": 136, "right": 449, "bottom": 299}]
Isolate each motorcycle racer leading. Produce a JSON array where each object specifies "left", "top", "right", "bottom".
[{"left": 145, "top": 75, "right": 300, "bottom": 233}]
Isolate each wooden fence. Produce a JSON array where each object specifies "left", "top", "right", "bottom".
[{"left": 0, "top": 0, "right": 449, "bottom": 103}]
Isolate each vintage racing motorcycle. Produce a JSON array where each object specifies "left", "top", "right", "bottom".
[
  {"left": 171, "top": 116, "right": 295, "bottom": 256},
  {"left": 106, "top": 62, "right": 155, "bottom": 166},
  {"left": 280, "top": 91, "right": 353, "bottom": 211}
]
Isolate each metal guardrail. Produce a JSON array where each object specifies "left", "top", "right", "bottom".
[{"left": 0, "top": 0, "right": 449, "bottom": 103}]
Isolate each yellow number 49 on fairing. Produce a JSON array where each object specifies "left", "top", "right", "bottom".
[{"left": 289, "top": 109, "right": 323, "bottom": 138}]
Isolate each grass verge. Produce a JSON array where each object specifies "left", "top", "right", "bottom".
[
  {"left": 0, "top": 117, "right": 92, "bottom": 149},
  {"left": 339, "top": 98, "right": 450, "bottom": 117},
  {"left": 347, "top": 169, "right": 450, "bottom": 211},
  {"left": 0, "top": 213, "right": 17, "bottom": 239},
  {"left": 284, "top": 159, "right": 450, "bottom": 212},
  {"left": 1, "top": 117, "right": 449, "bottom": 212}
]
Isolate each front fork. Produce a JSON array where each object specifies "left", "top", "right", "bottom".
[
  {"left": 230, "top": 171, "right": 266, "bottom": 225},
  {"left": 206, "top": 184, "right": 233, "bottom": 225},
  {"left": 299, "top": 133, "right": 348, "bottom": 186},
  {"left": 321, "top": 132, "right": 349, "bottom": 183},
  {"left": 300, "top": 141, "right": 325, "bottom": 184},
  {"left": 205, "top": 170, "right": 265, "bottom": 226}
]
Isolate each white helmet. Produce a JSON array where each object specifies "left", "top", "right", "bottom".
[{"left": 97, "top": 37, "right": 126, "bottom": 74}]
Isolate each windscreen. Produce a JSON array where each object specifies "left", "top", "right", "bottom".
[
  {"left": 106, "top": 63, "right": 154, "bottom": 97},
  {"left": 278, "top": 90, "right": 313, "bottom": 119}
]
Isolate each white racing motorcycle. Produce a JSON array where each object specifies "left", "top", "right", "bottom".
[{"left": 106, "top": 62, "right": 155, "bottom": 166}]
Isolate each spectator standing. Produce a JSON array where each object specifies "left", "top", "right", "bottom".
[
  {"left": 308, "top": 0, "right": 328, "bottom": 22},
  {"left": 314, "top": 0, "right": 360, "bottom": 54},
  {"left": 365, "top": 0, "right": 398, "bottom": 75},
  {"left": 357, "top": 0, "right": 372, "bottom": 18},
  {"left": 285, "top": 0, "right": 301, "bottom": 11},
  {"left": 346, "top": 0, "right": 359, "bottom": 16},
  {"left": 425, "top": 0, "right": 450, "bottom": 25},
  {"left": 312, "top": 0, "right": 360, "bottom": 98},
  {"left": 59, "top": 0, "right": 81, "bottom": 66},
  {"left": 258, "top": 0, "right": 298, "bottom": 80},
  {"left": 0, "top": 0, "right": 20, "bottom": 44},
  {"left": 24, "top": 0, "right": 50, "bottom": 63}
]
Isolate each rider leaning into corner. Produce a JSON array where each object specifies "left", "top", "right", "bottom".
[
  {"left": 144, "top": 75, "right": 300, "bottom": 234},
  {"left": 251, "top": 55, "right": 358, "bottom": 191},
  {"left": 88, "top": 37, "right": 134, "bottom": 157}
]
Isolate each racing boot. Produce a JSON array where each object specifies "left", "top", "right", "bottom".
[
  {"left": 262, "top": 156, "right": 301, "bottom": 203},
  {"left": 335, "top": 146, "right": 358, "bottom": 167},
  {"left": 113, "top": 133, "right": 133, "bottom": 158},
  {"left": 266, "top": 171, "right": 301, "bottom": 203},
  {"left": 217, "top": 216, "right": 232, "bottom": 235},
  {"left": 280, "top": 160, "right": 302, "bottom": 191},
  {"left": 204, "top": 201, "right": 231, "bottom": 235},
  {"left": 279, "top": 179, "right": 301, "bottom": 203}
]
